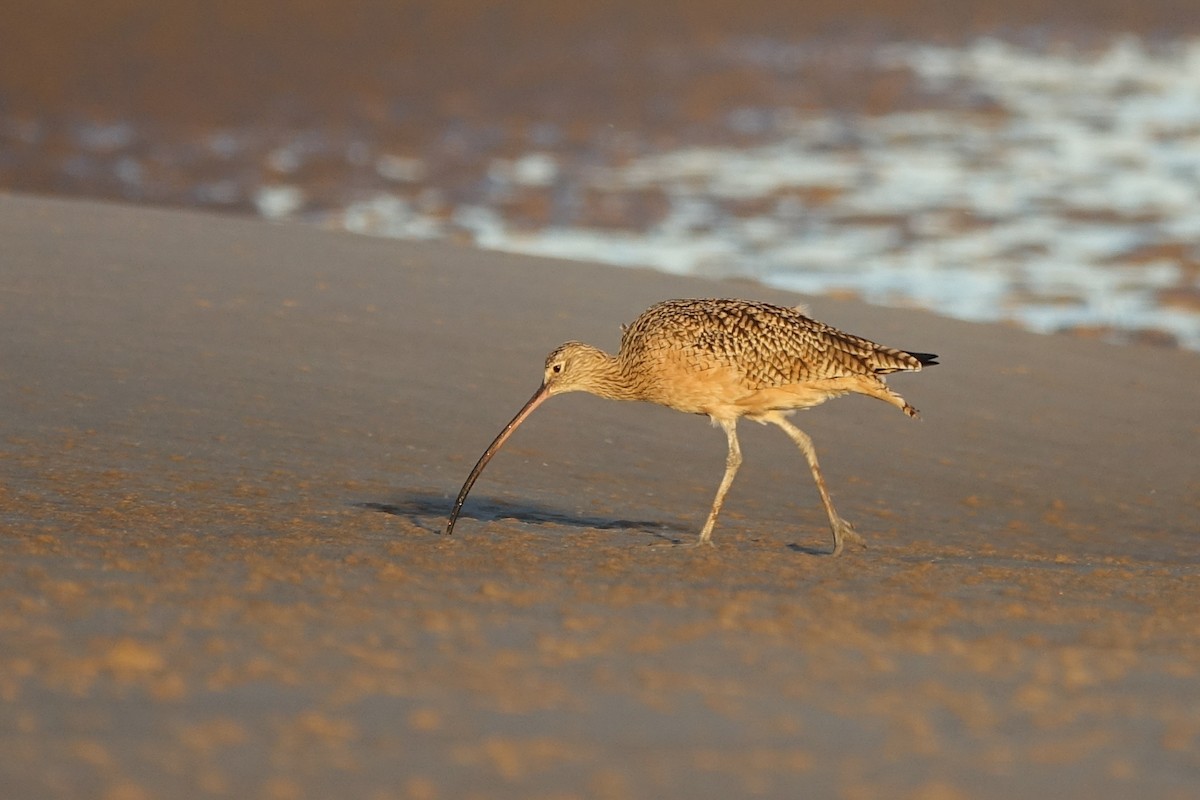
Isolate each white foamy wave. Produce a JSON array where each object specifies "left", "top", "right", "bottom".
[{"left": 329, "top": 37, "right": 1200, "bottom": 348}]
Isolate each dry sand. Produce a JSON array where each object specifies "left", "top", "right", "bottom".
[{"left": 1, "top": 192, "right": 1198, "bottom": 798}]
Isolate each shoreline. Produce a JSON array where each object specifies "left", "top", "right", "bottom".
[{"left": 6, "top": 5, "right": 1200, "bottom": 350}]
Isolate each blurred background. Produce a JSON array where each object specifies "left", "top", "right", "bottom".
[{"left": 3, "top": 0, "right": 1199, "bottom": 348}]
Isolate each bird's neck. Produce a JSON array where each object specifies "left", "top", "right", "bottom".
[{"left": 582, "top": 349, "right": 643, "bottom": 401}]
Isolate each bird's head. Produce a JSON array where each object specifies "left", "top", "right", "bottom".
[{"left": 542, "top": 341, "right": 613, "bottom": 396}]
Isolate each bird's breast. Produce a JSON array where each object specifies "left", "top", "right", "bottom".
[{"left": 627, "top": 358, "right": 757, "bottom": 416}]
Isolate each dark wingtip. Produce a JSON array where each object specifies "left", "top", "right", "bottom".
[{"left": 907, "top": 351, "right": 939, "bottom": 367}]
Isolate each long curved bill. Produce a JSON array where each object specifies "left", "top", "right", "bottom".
[{"left": 445, "top": 382, "right": 553, "bottom": 535}]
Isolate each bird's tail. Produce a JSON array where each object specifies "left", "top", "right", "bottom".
[{"left": 905, "top": 351, "right": 939, "bottom": 367}]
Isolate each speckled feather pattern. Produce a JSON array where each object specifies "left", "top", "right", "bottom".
[
  {"left": 619, "top": 299, "right": 926, "bottom": 388},
  {"left": 538, "top": 298, "right": 933, "bottom": 420}
]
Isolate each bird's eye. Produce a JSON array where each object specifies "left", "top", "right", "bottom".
[{"left": 552, "top": 364, "right": 562, "bottom": 373}]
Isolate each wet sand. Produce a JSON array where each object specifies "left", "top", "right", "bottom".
[{"left": 2, "top": 192, "right": 1199, "bottom": 799}]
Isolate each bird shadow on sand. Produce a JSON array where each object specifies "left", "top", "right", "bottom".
[
  {"left": 785, "top": 541, "right": 837, "bottom": 557},
  {"left": 357, "top": 493, "right": 687, "bottom": 536}
]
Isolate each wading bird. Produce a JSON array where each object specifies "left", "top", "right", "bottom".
[{"left": 445, "top": 298, "right": 937, "bottom": 555}]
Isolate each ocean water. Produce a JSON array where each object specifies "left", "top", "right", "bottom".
[
  {"left": 319, "top": 37, "right": 1200, "bottom": 348},
  {"left": 4, "top": 34, "right": 1199, "bottom": 349}
]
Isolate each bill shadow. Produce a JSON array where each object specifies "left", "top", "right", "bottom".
[{"left": 358, "top": 492, "right": 687, "bottom": 538}]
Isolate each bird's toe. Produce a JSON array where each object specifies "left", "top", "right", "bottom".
[{"left": 831, "top": 518, "right": 866, "bottom": 557}]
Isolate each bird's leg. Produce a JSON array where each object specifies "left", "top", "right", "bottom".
[
  {"left": 769, "top": 416, "right": 866, "bottom": 556},
  {"left": 659, "top": 418, "right": 741, "bottom": 548},
  {"left": 695, "top": 419, "right": 743, "bottom": 547}
]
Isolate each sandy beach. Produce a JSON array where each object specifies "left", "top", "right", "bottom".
[{"left": 1, "top": 192, "right": 1197, "bottom": 798}]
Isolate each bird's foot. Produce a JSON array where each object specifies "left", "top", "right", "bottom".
[{"left": 830, "top": 517, "right": 866, "bottom": 557}]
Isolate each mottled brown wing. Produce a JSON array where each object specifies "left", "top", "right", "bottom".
[{"left": 621, "top": 299, "right": 925, "bottom": 389}]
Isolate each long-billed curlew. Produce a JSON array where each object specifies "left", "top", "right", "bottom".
[{"left": 445, "top": 298, "right": 937, "bottom": 555}]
